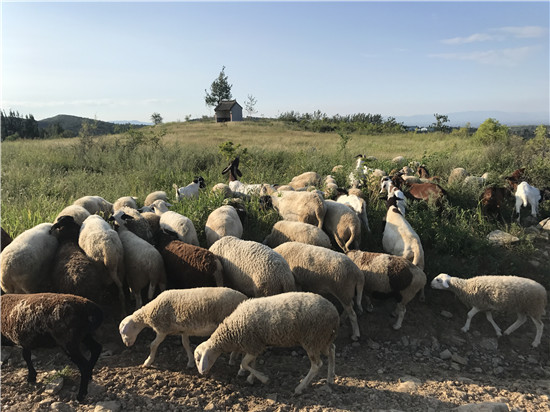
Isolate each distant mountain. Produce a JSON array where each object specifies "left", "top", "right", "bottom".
[
  {"left": 112, "top": 120, "right": 153, "bottom": 126},
  {"left": 395, "top": 111, "right": 549, "bottom": 128},
  {"left": 37, "top": 114, "right": 118, "bottom": 135}
]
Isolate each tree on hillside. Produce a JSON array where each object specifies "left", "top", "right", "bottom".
[
  {"left": 528, "top": 124, "right": 549, "bottom": 159},
  {"left": 474, "top": 118, "right": 509, "bottom": 145},
  {"left": 204, "top": 66, "right": 233, "bottom": 108},
  {"left": 431, "top": 113, "right": 451, "bottom": 133},
  {"left": 151, "top": 112, "right": 163, "bottom": 125},
  {"left": 244, "top": 94, "right": 258, "bottom": 118}
]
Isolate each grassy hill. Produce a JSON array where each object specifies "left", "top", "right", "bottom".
[{"left": 37, "top": 114, "right": 123, "bottom": 136}]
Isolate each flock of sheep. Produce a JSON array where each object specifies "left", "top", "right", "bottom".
[{"left": 0, "top": 154, "right": 548, "bottom": 402}]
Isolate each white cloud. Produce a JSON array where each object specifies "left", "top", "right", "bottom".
[
  {"left": 441, "top": 25, "right": 547, "bottom": 44},
  {"left": 430, "top": 46, "right": 537, "bottom": 66},
  {"left": 493, "top": 26, "right": 547, "bottom": 38},
  {"left": 442, "top": 33, "right": 500, "bottom": 45}
]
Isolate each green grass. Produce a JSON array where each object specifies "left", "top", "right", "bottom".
[{"left": 2, "top": 120, "right": 549, "bottom": 286}]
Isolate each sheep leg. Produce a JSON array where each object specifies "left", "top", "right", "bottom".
[
  {"left": 529, "top": 317, "right": 544, "bottom": 348},
  {"left": 240, "top": 353, "right": 269, "bottom": 384},
  {"left": 134, "top": 292, "right": 143, "bottom": 310},
  {"left": 503, "top": 313, "right": 527, "bottom": 337},
  {"left": 82, "top": 334, "right": 102, "bottom": 379},
  {"left": 180, "top": 335, "right": 194, "bottom": 368},
  {"left": 294, "top": 352, "right": 322, "bottom": 395},
  {"left": 65, "top": 341, "right": 93, "bottom": 402},
  {"left": 365, "top": 296, "right": 374, "bottom": 313},
  {"left": 229, "top": 351, "right": 241, "bottom": 366},
  {"left": 485, "top": 311, "right": 502, "bottom": 337},
  {"left": 461, "top": 307, "right": 481, "bottom": 333},
  {"left": 21, "top": 348, "right": 37, "bottom": 383},
  {"left": 355, "top": 281, "right": 364, "bottom": 315},
  {"left": 392, "top": 303, "right": 406, "bottom": 330},
  {"left": 148, "top": 282, "right": 156, "bottom": 301},
  {"left": 143, "top": 332, "right": 167, "bottom": 367},
  {"left": 342, "top": 303, "right": 360, "bottom": 341},
  {"left": 417, "top": 287, "right": 426, "bottom": 302},
  {"left": 326, "top": 343, "right": 335, "bottom": 385}
]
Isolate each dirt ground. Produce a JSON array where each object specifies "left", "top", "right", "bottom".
[{"left": 1, "top": 283, "right": 550, "bottom": 412}]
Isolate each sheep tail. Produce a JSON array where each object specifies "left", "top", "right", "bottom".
[{"left": 345, "top": 225, "right": 360, "bottom": 252}]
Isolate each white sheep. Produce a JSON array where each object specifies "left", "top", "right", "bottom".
[
  {"left": 119, "top": 287, "right": 247, "bottom": 368},
  {"left": 0, "top": 223, "right": 58, "bottom": 294},
  {"left": 209, "top": 236, "right": 296, "bottom": 297},
  {"left": 260, "top": 191, "right": 326, "bottom": 229},
  {"left": 150, "top": 199, "right": 199, "bottom": 246},
  {"left": 336, "top": 193, "right": 371, "bottom": 232},
  {"left": 194, "top": 292, "right": 339, "bottom": 395},
  {"left": 382, "top": 197, "right": 424, "bottom": 272},
  {"left": 73, "top": 195, "right": 113, "bottom": 216},
  {"left": 262, "top": 220, "right": 332, "bottom": 249},
  {"left": 113, "top": 196, "right": 138, "bottom": 211},
  {"left": 288, "top": 171, "right": 321, "bottom": 190},
  {"left": 111, "top": 211, "right": 167, "bottom": 309},
  {"left": 78, "top": 214, "right": 125, "bottom": 311},
  {"left": 211, "top": 183, "right": 233, "bottom": 198},
  {"left": 173, "top": 176, "right": 206, "bottom": 201},
  {"left": 144, "top": 190, "right": 168, "bottom": 207},
  {"left": 273, "top": 242, "right": 364, "bottom": 341},
  {"left": 448, "top": 167, "right": 469, "bottom": 185},
  {"left": 511, "top": 181, "right": 541, "bottom": 222},
  {"left": 54, "top": 205, "right": 91, "bottom": 226},
  {"left": 431, "top": 273, "right": 547, "bottom": 347},
  {"left": 346, "top": 250, "right": 427, "bottom": 329},
  {"left": 205, "top": 205, "right": 243, "bottom": 248},
  {"left": 323, "top": 199, "right": 361, "bottom": 252}
]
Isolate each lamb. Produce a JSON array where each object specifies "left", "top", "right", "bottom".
[
  {"left": 73, "top": 195, "right": 113, "bottom": 216},
  {"left": 78, "top": 214, "right": 125, "bottom": 312},
  {"left": 346, "top": 250, "right": 427, "bottom": 330},
  {"left": 54, "top": 205, "right": 91, "bottom": 226},
  {"left": 431, "top": 273, "right": 547, "bottom": 347},
  {"left": 1, "top": 293, "right": 103, "bottom": 402},
  {"left": 273, "top": 242, "right": 364, "bottom": 341},
  {"left": 323, "top": 199, "right": 361, "bottom": 252},
  {"left": 260, "top": 190, "right": 326, "bottom": 229},
  {"left": 288, "top": 171, "right": 321, "bottom": 190},
  {"left": 156, "top": 229, "right": 224, "bottom": 289},
  {"left": 113, "top": 196, "right": 138, "bottom": 211},
  {"left": 110, "top": 211, "right": 167, "bottom": 309},
  {"left": 335, "top": 193, "right": 371, "bottom": 232},
  {"left": 262, "top": 220, "right": 332, "bottom": 249},
  {"left": 382, "top": 196, "right": 425, "bottom": 272},
  {"left": 209, "top": 236, "right": 296, "bottom": 297},
  {"left": 119, "top": 287, "right": 247, "bottom": 368},
  {"left": 150, "top": 199, "right": 199, "bottom": 246},
  {"left": 1, "top": 223, "right": 58, "bottom": 294},
  {"left": 194, "top": 292, "right": 339, "bottom": 395},
  {"left": 205, "top": 205, "right": 244, "bottom": 248},
  {"left": 49, "top": 215, "right": 107, "bottom": 302},
  {"left": 144, "top": 190, "right": 168, "bottom": 207},
  {"left": 173, "top": 176, "right": 206, "bottom": 201}
]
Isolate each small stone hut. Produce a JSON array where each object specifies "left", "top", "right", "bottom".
[{"left": 214, "top": 100, "right": 243, "bottom": 122}]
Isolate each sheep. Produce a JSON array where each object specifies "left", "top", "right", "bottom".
[
  {"left": 431, "top": 273, "right": 547, "bottom": 348},
  {"left": 150, "top": 199, "right": 199, "bottom": 246},
  {"left": 323, "top": 175, "right": 339, "bottom": 199},
  {"left": 73, "top": 195, "right": 113, "bottom": 216},
  {"left": 273, "top": 242, "right": 364, "bottom": 341},
  {"left": 209, "top": 236, "right": 296, "bottom": 297},
  {"left": 346, "top": 250, "right": 427, "bottom": 330},
  {"left": 1, "top": 293, "right": 103, "bottom": 402},
  {"left": 1, "top": 223, "right": 58, "bottom": 294},
  {"left": 448, "top": 167, "right": 469, "bottom": 185},
  {"left": 260, "top": 190, "right": 326, "bottom": 229},
  {"left": 141, "top": 211, "right": 161, "bottom": 239},
  {"left": 113, "top": 196, "right": 138, "bottom": 211},
  {"left": 463, "top": 175, "right": 486, "bottom": 187},
  {"left": 323, "top": 199, "right": 361, "bottom": 252},
  {"left": 382, "top": 196, "right": 425, "bottom": 272},
  {"left": 173, "top": 176, "right": 206, "bottom": 201},
  {"left": 78, "top": 214, "right": 125, "bottom": 312},
  {"left": 262, "top": 220, "right": 332, "bottom": 249},
  {"left": 49, "top": 215, "right": 107, "bottom": 302},
  {"left": 156, "top": 230, "right": 224, "bottom": 289},
  {"left": 144, "top": 190, "right": 168, "bottom": 207},
  {"left": 54, "top": 205, "right": 91, "bottom": 226},
  {"left": 1, "top": 227, "right": 12, "bottom": 251},
  {"left": 194, "top": 291, "right": 339, "bottom": 395},
  {"left": 113, "top": 206, "right": 154, "bottom": 244},
  {"left": 288, "top": 171, "right": 321, "bottom": 190},
  {"left": 335, "top": 193, "right": 371, "bottom": 232},
  {"left": 119, "top": 287, "right": 247, "bottom": 368},
  {"left": 110, "top": 211, "right": 167, "bottom": 309},
  {"left": 211, "top": 183, "right": 233, "bottom": 198},
  {"left": 205, "top": 205, "right": 244, "bottom": 248}
]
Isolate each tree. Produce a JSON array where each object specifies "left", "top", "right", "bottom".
[
  {"left": 431, "top": 113, "right": 451, "bottom": 133},
  {"left": 474, "top": 118, "right": 509, "bottom": 145},
  {"left": 204, "top": 66, "right": 233, "bottom": 108},
  {"left": 528, "top": 124, "right": 549, "bottom": 159},
  {"left": 151, "top": 112, "right": 163, "bottom": 125},
  {"left": 244, "top": 94, "right": 258, "bottom": 118}
]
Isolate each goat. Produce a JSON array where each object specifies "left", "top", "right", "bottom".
[
  {"left": 173, "top": 176, "right": 206, "bottom": 201},
  {"left": 391, "top": 174, "right": 447, "bottom": 206}
]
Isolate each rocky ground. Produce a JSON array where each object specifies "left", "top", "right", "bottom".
[{"left": 2, "top": 220, "right": 550, "bottom": 412}]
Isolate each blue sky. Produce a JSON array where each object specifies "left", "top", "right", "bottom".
[{"left": 2, "top": 1, "right": 549, "bottom": 124}]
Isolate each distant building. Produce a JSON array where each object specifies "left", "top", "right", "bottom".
[{"left": 214, "top": 100, "right": 243, "bottom": 122}]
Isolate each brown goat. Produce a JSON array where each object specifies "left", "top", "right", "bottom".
[
  {"left": 392, "top": 174, "right": 447, "bottom": 204},
  {"left": 480, "top": 186, "right": 512, "bottom": 221}
]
